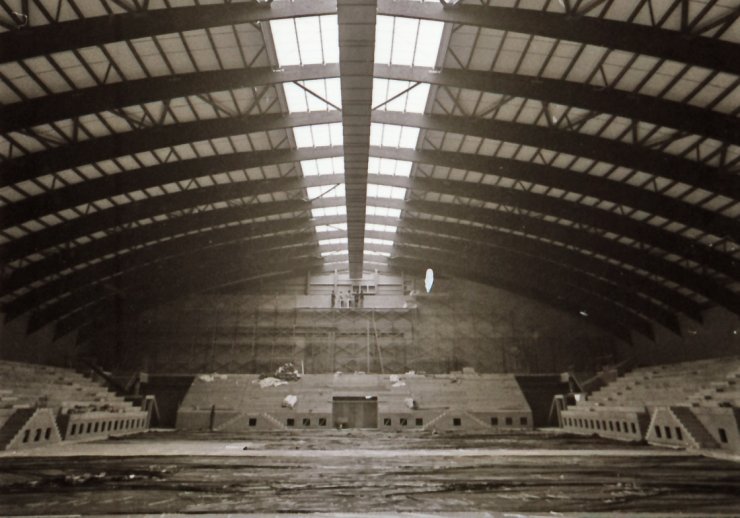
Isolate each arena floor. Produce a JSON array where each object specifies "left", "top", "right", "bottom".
[{"left": 0, "top": 429, "right": 738, "bottom": 516}]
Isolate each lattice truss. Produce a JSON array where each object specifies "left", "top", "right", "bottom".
[{"left": 0, "top": 0, "right": 737, "bottom": 344}]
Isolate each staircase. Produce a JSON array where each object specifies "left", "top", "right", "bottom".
[
  {"left": 421, "top": 409, "right": 452, "bottom": 431},
  {"left": 670, "top": 406, "right": 719, "bottom": 449},
  {"left": 0, "top": 408, "right": 34, "bottom": 450},
  {"left": 261, "top": 412, "right": 287, "bottom": 430}
]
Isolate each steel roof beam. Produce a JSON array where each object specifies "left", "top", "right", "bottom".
[
  {"left": 4, "top": 65, "right": 734, "bottom": 147},
  {"left": 0, "top": 175, "right": 737, "bottom": 314},
  {"left": 373, "top": 144, "right": 737, "bottom": 240},
  {"left": 54, "top": 254, "right": 325, "bottom": 340},
  {"left": 373, "top": 112, "right": 738, "bottom": 201},
  {"left": 404, "top": 199, "right": 738, "bottom": 316},
  {"left": 337, "top": 0, "right": 377, "bottom": 279},
  {"left": 26, "top": 235, "right": 324, "bottom": 334},
  {"left": 405, "top": 176, "right": 738, "bottom": 282},
  {"left": 0, "top": 0, "right": 338, "bottom": 64},
  {"left": 400, "top": 217, "right": 699, "bottom": 325},
  {"left": 4, "top": 219, "right": 320, "bottom": 320},
  {"left": 3, "top": 0, "right": 736, "bottom": 74},
  {"left": 390, "top": 254, "right": 635, "bottom": 343},
  {"left": 397, "top": 231, "right": 678, "bottom": 334},
  {"left": 4, "top": 112, "right": 733, "bottom": 242},
  {"left": 1, "top": 146, "right": 342, "bottom": 228},
  {"left": 0, "top": 111, "right": 342, "bottom": 188}
]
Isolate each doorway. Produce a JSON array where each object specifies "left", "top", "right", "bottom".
[{"left": 332, "top": 396, "right": 378, "bottom": 428}]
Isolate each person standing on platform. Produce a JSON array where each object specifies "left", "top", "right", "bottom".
[
  {"left": 331, "top": 289, "right": 336, "bottom": 308},
  {"left": 338, "top": 291, "right": 344, "bottom": 308}
]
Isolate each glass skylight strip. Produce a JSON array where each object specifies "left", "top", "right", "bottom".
[
  {"left": 365, "top": 238, "right": 394, "bottom": 246},
  {"left": 284, "top": 79, "right": 342, "bottom": 113},
  {"left": 319, "top": 238, "right": 348, "bottom": 246},
  {"left": 321, "top": 250, "right": 346, "bottom": 257},
  {"left": 271, "top": 15, "right": 339, "bottom": 67},
  {"left": 366, "top": 223, "right": 397, "bottom": 233},
  {"left": 375, "top": 16, "right": 443, "bottom": 68},
  {"left": 370, "top": 123, "right": 420, "bottom": 149},
  {"left": 366, "top": 206, "right": 401, "bottom": 218},
  {"left": 364, "top": 250, "right": 391, "bottom": 257},
  {"left": 293, "top": 123, "right": 343, "bottom": 148},
  {"left": 312, "top": 206, "right": 347, "bottom": 218},
  {"left": 316, "top": 223, "right": 348, "bottom": 232},
  {"left": 301, "top": 157, "right": 345, "bottom": 176},
  {"left": 368, "top": 184, "right": 407, "bottom": 200},
  {"left": 307, "top": 184, "right": 346, "bottom": 199},
  {"left": 372, "top": 79, "right": 430, "bottom": 113},
  {"left": 368, "top": 157, "right": 412, "bottom": 177}
]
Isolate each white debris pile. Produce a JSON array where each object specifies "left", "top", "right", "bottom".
[
  {"left": 198, "top": 373, "right": 228, "bottom": 383},
  {"left": 255, "top": 377, "right": 288, "bottom": 388},
  {"left": 282, "top": 395, "right": 298, "bottom": 408}
]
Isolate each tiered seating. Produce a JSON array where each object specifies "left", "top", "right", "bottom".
[
  {"left": 562, "top": 357, "right": 740, "bottom": 453},
  {"left": 0, "top": 360, "right": 149, "bottom": 451},
  {"left": 176, "top": 372, "right": 533, "bottom": 432}
]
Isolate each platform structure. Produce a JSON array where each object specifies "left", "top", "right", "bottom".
[
  {"left": 561, "top": 357, "right": 740, "bottom": 453},
  {"left": 0, "top": 360, "right": 149, "bottom": 451},
  {"left": 176, "top": 372, "right": 533, "bottom": 432}
]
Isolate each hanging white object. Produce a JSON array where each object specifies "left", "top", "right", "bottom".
[{"left": 424, "top": 268, "right": 434, "bottom": 293}]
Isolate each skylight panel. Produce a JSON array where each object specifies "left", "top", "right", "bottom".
[
  {"left": 370, "top": 124, "right": 419, "bottom": 148},
  {"left": 368, "top": 184, "right": 407, "bottom": 200},
  {"left": 321, "top": 250, "right": 346, "bottom": 257},
  {"left": 316, "top": 223, "right": 348, "bottom": 232},
  {"left": 375, "top": 16, "right": 443, "bottom": 67},
  {"left": 365, "top": 250, "right": 391, "bottom": 258},
  {"left": 312, "top": 206, "right": 347, "bottom": 218},
  {"left": 366, "top": 206, "right": 401, "bottom": 218},
  {"left": 293, "top": 123, "right": 343, "bottom": 148},
  {"left": 366, "top": 223, "right": 397, "bottom": 233},
  {"left": 368, "top": 157, "right": 412, "bottom": 177},
  {"left": 301, "top": 157, "right": 344, "bottom": 176},
  {"left": 319, "top": 238, "right": 348, "bottom": 246},
  {"left": 365, "top": 238, "right": 394, "bottom": 246},
  {"left": 373, "top": 79, "right": 430, "bottom": 113},
  {"left": 307, "top": 184, "right": 346, "bottom": 199},
  {"left": 284, "top": 79, "right": 342, "bottom": 113},
  {"left": 271, "top": 15, "right": 339, "bottom": 67}
]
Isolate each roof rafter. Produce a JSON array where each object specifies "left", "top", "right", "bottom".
[
  {"left": 2, "top": 0, "right": 736, "bottom": 74},
  {"left": 4, "top": 65, "right": 735, "bottom": 145}
]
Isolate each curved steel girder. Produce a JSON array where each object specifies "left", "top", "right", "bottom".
[
  {"left": 373, "top": 145, "right": 736, "bottom": 241},
  {"left": 4, "top": 65, "right": 735, "bottom": 148},
  {"left": 2, "top": 0, "right": 736, "bottom": 75},
  {"left": 399, "top": 218, "right": 693, "bottom": 327},
  {"left": 0, "top": 159, "right": 329, "bottom": 264},
  {"left": 2, "top": 170, "right": 734, "bottom": 312},
  {"left": 393, "top": 238, "right": 655, "bottom": 339},
  {"left": 1, "top": 146, "right": 341, "bottom": 229},
  {"left": 0, "top": 111, "right": 342, "bottom": 189},
  {"left": 405, "top": 199, "right": 739, "bottom": 315},
  {"left": 397, "top": 230, "right": 677, "bottom": 333},
  {"left": 1, "top": 202, "right": 392, "bottom": 297},
  {"left": 4, "top": 111, "right": 733, "bottom": 240},
  {"left": 406, "top": 176, "right": 738, "bottom": 281},
  {"left": 3, "top": 218, "right": 321, "bottom": 320},
  {"left": 390, "top": 254, "right": 634, "bottom": 344},
  {"left": 55, "top": 254, "right": 325, "bottom": 341},
  {"left": 0, "top": 1, "right": 336, "bottom": 64},
  {"left": 25, "top": 233, "right": 325, "bottom": 334}
]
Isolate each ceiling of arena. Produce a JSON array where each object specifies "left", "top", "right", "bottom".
[{"left": 0, "top": 0, "right": 738, "bottom": 344}]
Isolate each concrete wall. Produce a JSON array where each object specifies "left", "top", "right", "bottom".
[
  {"left": 625, "top": 307, "right": 739, "bottom": 366},
  {"left": 86, "top": 275, "right": 623, "bottom": 375},
  {"left": 0, "top": 312, "right": 82, "bottom": 367}
]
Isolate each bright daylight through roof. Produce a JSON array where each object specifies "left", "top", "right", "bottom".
[{"left": 270, "top": 9, "right": 444, "bottom": 268}]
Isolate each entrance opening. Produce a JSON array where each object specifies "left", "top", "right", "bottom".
[{"left": 332, "top": 396, "right": 378, "bottom": 429}]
